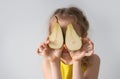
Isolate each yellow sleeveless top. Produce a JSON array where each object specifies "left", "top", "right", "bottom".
[{"left": 60, "top": 61, "right": 87, "bottom": 79}]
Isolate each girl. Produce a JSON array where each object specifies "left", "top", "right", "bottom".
[{"left": 37, "top": 7, "right": 100, "bottom": 79}]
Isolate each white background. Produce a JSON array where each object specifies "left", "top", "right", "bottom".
[{"left": 0, "top": 0, "right": 120, "bottom": 79}]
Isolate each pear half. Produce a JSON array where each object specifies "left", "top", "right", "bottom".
[
  {"left": 48, "top": 22, "right": 64, "bottom": 49},
  {"left": 65, "top": 23, "right": 82, "bottom": 51}
]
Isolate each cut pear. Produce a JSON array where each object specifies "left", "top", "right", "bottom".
[
  {"left": 65, "top": 23, "right": 82, "bottom": 51},
  {"left": 48, "top": 22, "right": 64, "bottom": 49}
]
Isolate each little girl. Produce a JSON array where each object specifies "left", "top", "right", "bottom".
[{"left": 37, "top": 7, "right": 100, "bottom": 79}]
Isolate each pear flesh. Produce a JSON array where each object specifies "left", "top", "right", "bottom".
[
  {"left": 65, "top": 24, "right": 82, "bottom": 51},
  {"left": 48, "top": 22, "right": 64, "bottom": 49}
]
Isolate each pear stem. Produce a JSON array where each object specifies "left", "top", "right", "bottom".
[{"left": 55, "top": 16, "right": 59, "bottom": 23}]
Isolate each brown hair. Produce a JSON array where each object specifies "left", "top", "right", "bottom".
[{"left": 48, "top": 7, "right": 89, "bottom": 38}]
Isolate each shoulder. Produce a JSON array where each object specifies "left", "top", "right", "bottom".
[
  {"left": 88, "top": 54, "right": 100, "bottom": 66},
  {"left": 92, "top": 54, "right": 100, "bottom": 61},
  {"left": 83, "top": 54, "right": 100, "bottom": 79}
]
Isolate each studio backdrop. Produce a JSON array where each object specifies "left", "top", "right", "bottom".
[{"left": 0, "top": 0, "right": 120, "bottom": 79}]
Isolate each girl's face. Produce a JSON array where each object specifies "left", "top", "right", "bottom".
[{"left": 50, "top": 16, "right": 82, "bottom": 59}]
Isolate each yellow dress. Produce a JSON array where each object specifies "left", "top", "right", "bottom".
[{"left": 60, "top": 61, "right": 87, "bottom": 79}]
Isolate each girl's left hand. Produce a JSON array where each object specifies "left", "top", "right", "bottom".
[{"left": 69, "top": 38, "right": 94, "bottom": 62}]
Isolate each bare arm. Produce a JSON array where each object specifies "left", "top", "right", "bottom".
[
  {"left": 42, "top": 59, "right": 51, "bottom": 79},
  {"left": 50, "top": 60, "right": 62, "bottom": 79},
  {"left": 42, "top": 58, "right": 62, "bottom": 79},
  {"left": 73, "top": 61, "right": 84, "bottom": 79}
]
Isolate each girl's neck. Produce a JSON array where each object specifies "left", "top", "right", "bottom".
[
  {"left": 61, "top": 48, "right": 73, "bottom": 65},
  {"left": 61, "top": 57, "right": 72, "bottom": 65}
]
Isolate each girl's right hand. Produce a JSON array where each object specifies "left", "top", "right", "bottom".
[{"left": 37, "top": 37, "right": 63, "bottom": 62}]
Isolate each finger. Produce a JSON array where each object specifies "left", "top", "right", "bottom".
[
  {"left": 45, "top": 40, "right": 50, "bottom": 45},
  {"left": 37, "top": 48, "right": 43, "bottom": 56},
  {"left": 38, "top": 47, "right": 48, "bottom": 56},
  {"left": 87, "top": 41, "right": 94, "bottom": 51},
  {"left": 85, "top": 50, "right": 94, "bottom": 56},
  {"left": 42, "top": 43, "right": 46, "bottom": 48},
  {"left": 86, "top": 45, "right": 92, "bottom": 51},
  {"left": 42, "top": 49, "right": 47, "bottom": 56},
  {"left": 39, "top": 44, "right": 44, "bottom": 52},
  {"left": 46, "top": 37, "right": 49, "bottom": 41},
  {"left": 36, "top": 48, "right": 40, "bottom": 54},
  {"left": 43, "top": 43, "right": 49, "bottom": 49},
  {"left": 37, "top": 42, "right": 47, "bottom": 56},
  {"left": 89, "top": 40, "right": 94, "bottom": 49},
  {"left": 39, "top": 42, "right": 44, "bottom": 47},
  {"left": 81, "top": 38, "right": 89, "bottom": 49},
  {"left": 83, "top": 37, "right": 89, "bottom": 42},
  {"left": 39, "top": 43, "right": 44, "bottom": 50},
  {"left": 82, "top": 38, "right": 87, "bottom": 44},
  {"left": 39, "top": 43, "right": 46, "bottom": 52}
]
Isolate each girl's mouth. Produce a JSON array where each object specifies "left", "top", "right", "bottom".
[{"left": 62, "top": 48, "right": 69, "bottom": 53}]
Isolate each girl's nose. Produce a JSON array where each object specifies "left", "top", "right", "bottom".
[{"left": 63, "top": 44, "right": 67, "bottom": 49}]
